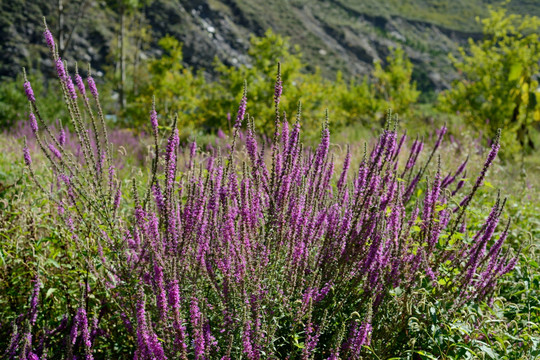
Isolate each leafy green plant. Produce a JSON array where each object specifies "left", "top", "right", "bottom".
[
  {"left": 128, "top": 30, "right": 421, "bottom": 137},
  {"left": 438, "top": 7, "right": 540, "bottom": 156},
  {"left": 124, "top": 35, "right": 207, "bottom": 132},
  {"left": 0, "top": 72, "right": 66, "bottom": 130}
]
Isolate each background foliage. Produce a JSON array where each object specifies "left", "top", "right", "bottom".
[{"left": 439, "top": 8, "right": 540, "bottom": 155}]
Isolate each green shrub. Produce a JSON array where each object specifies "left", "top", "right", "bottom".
[
  {"left": 0, "top": 72, "right": 66, "bottom": 130},
  {"left": 438, "top": 8, "right": 540, "bottom": 156},
  {"left": 127, "top": 30, "right": 420, "bottom": 138}
]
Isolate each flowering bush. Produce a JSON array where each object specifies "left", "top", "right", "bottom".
[{"left": 3, "top": 21, "right": 519, "bottom": 359}]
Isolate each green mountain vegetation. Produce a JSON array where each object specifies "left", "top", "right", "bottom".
[{"left": 1, "top": 0, "right": 539, "bottom": 93}]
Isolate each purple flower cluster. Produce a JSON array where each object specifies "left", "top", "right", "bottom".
[
  {"left": 66, "top": 75, "right": 78, "bottom": 100},
  {"left": 29, "top": 112, "right": 38, "bottom": 134},
  {"left": 235, "top": 89, "right": 247, "bottom": 129},
  {"left": 43, "top": 28, "right": 55, "bottom": 53},
  {"left": 87, "top": 76, "right": 99, "bottom": 99},
  {"left": 56, "top": 58, "right": 66, "bottom": 80},
  {"left": 96, "top": 93, "right": 511, "bottom": 358},
  {"left": 75, "top": 73, "right": 86, "bottom": 97},
  {"left": 24, "top": 81, "right": 35, "bottom": 103},
  {"left": 23, "top": 145, "right": 32, "bottom": 166},
  {"left": 15, "top": 37, "right": 517, "bottom": 358}
]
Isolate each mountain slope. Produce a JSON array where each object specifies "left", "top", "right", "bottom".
[{"left": 1, "top": 0, "right": 538, "bottom": 93}]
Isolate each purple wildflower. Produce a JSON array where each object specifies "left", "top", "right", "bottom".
[
  {"left": 337, "top": 145, "right": 350, "bottom": 191},
  {"left": 152, "top": 184, "right": 164, "bottom": 213},
  {"left": 433, "top": 124, "right": 447, "bottom": 150},
  {"left": 55, "top": 58, "right": 66, "bottom": 80},
  {"left": 29, "top": 275, "right": 41, "bottom": 325},
  {"left": 77, "top": 307, "right": 94, "bottom": 360},
  {"left": 189, "top": 140, "right": 197, "bottom": 169},
  {"left": 58, "top": 127, "right": 66, "bottom": 146},
  {"left": 43, "top": 28, "right": 55, "bottom": 53},
  {"left": 154, "top": 264, "right": 168, "bottom": 321},
  {"left": 23, "top": 146, "right": 32, "bottom": 166},
  {"left": 235, "top": 91, "right": 247, "bottom": 129},
  {"left": 217, "top": 128, "right": 226, "bottom": 139},
  {"left": 150, "top": 110, "right": 158, "bottom": 137},
  {"left": 190, "top": 297, "right": 205, "bottom": 360},
  {"left": 113, "top": 186, "right": 122, "bottom": 212},
  {"left": 136, "top": 290, "right": 150, "bottom": 357},
  {"left": 87, "top": 76, "right": 99, "bottom": 98},
  {"left": 70, "top": 312, "right": 80, "bottom": 345},
  {"left": 29, "top": 112, "right": 38, "bottom": 134},
  {"left": 24, "top": 81, "right": 35, "bottom": 102},
  {"left": 49, "top": 143, "right": 62, "bottom": 159},
  {"left": 313, "top": 126, "right": 330, "bottom": 173},
  {"left": 67, "top": 76, "right": 77, "bottom": 99},
  {"left": 75, "top": 73, "right": 86, "bottom": 97}
]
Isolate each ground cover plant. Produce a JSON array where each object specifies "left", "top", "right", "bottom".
[{"left": 1, "top": 19, "right": 537, "bottom": 360}]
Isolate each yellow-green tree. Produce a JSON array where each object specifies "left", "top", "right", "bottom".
[
  {"left": 209, "top": 29, "right": 334, "bottom": 135},
  {"left": 128, "top": 30, "right": 420, "bottom": 137},
  {"left": 372, "top": 46, "right": 420, "bottom": 118},
  {"left": 208, "top": 31, "right": 420, "bottom": 135},
  {"left": 126, "top": 36, "right": 207, "bottom": 132},
  {"left": 439, "top": 8, "right": 540, "bottom": 154}
]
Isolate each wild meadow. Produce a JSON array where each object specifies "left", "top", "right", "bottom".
[{"left": 1, "top": 7, "right": 540, "bottom": 360}]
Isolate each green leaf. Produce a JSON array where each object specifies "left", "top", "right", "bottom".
[
  {"left": 414, "top": 350, "right": 438, "bottom": 359},
  {"left": 474, "top": 341, "right": 497, "bottom": 359},
  {"left": 46, "top": 288, "right": 56, "bottom": 299},
  {"left": 508, "top": 63, "right": 523, "bottom": 81}
]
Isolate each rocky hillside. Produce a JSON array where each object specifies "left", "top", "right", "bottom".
[{"left": 1, "top": 0, "right": 538, "bottom": 93}]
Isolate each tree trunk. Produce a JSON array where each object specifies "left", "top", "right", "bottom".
[
  {"left": 58, "top": 0, "right": 65, "bottom": 56},
  {"left": 119, "top": 6, "right": 126, "bottom": 110}
]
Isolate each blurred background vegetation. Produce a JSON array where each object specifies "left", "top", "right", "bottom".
[{"left": 0, "top": 1, "right": 538, "bottom": 156}]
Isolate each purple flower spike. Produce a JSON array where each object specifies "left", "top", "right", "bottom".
[
  {"left": 44, "top": 28, "right": 55, "bottom": 53},
  {"left": 87, "top": 76, "right": 99, "bottom": 98},
  {"left": 190, "top": 297, "right": 206, "bottom": 360},
  {"left": 274, "top": 80, "right": 283, "bottom": 106},
  {"left": 49, "top": 143, "right": 62, "bottom": 159},
  {"left": 29, "top": 275, "right": 41, "bottom": 325},
  {"left": 337, "top": 145, "right": 351, "bottom": 191},
  {"left": 136, "top": 291, "right": 151, "bottom": 358},
  {"left": 75, "top": 73, "right": 86, "bottom": 96},
  {"left": 56, "top": 58, "right": 66, "bottom": 80},
  {"left": 235, "top": 92, "right": 247, "bottom": 129},
  {"left": 29, "top": 112, "right": 38, "bottom": 134},
  {"left": 189, "top": 140, "right": 197, "bottom": 169},
  {"left": 71, "top": 309, "right": 80, "bottom": 345},
  {"left": 150, "top": 108, "right": 158, "bottom": 136},
  {"left": 154, "top": 264, "right": 168, "bottom": 321},
  {"left": 23, "top": 146, "right": 32, "bottom": 166},
  {"left": 113, "top": 186, "right": 122, "bottom": 211},
  {"left": 67, "top": 76, "right": 77, "bottom": 99},
  {"left": 217, "top": 128, "right": 226, "bottom": 139},
  {"left": 59, "top": 127, "right": 66, "bottom": 146},
  {"left": 78, "top": 307, "right": 94, "bottom": 360},
  {"left": 24, "top": 81, "right": 35, "bottom": 102}
]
